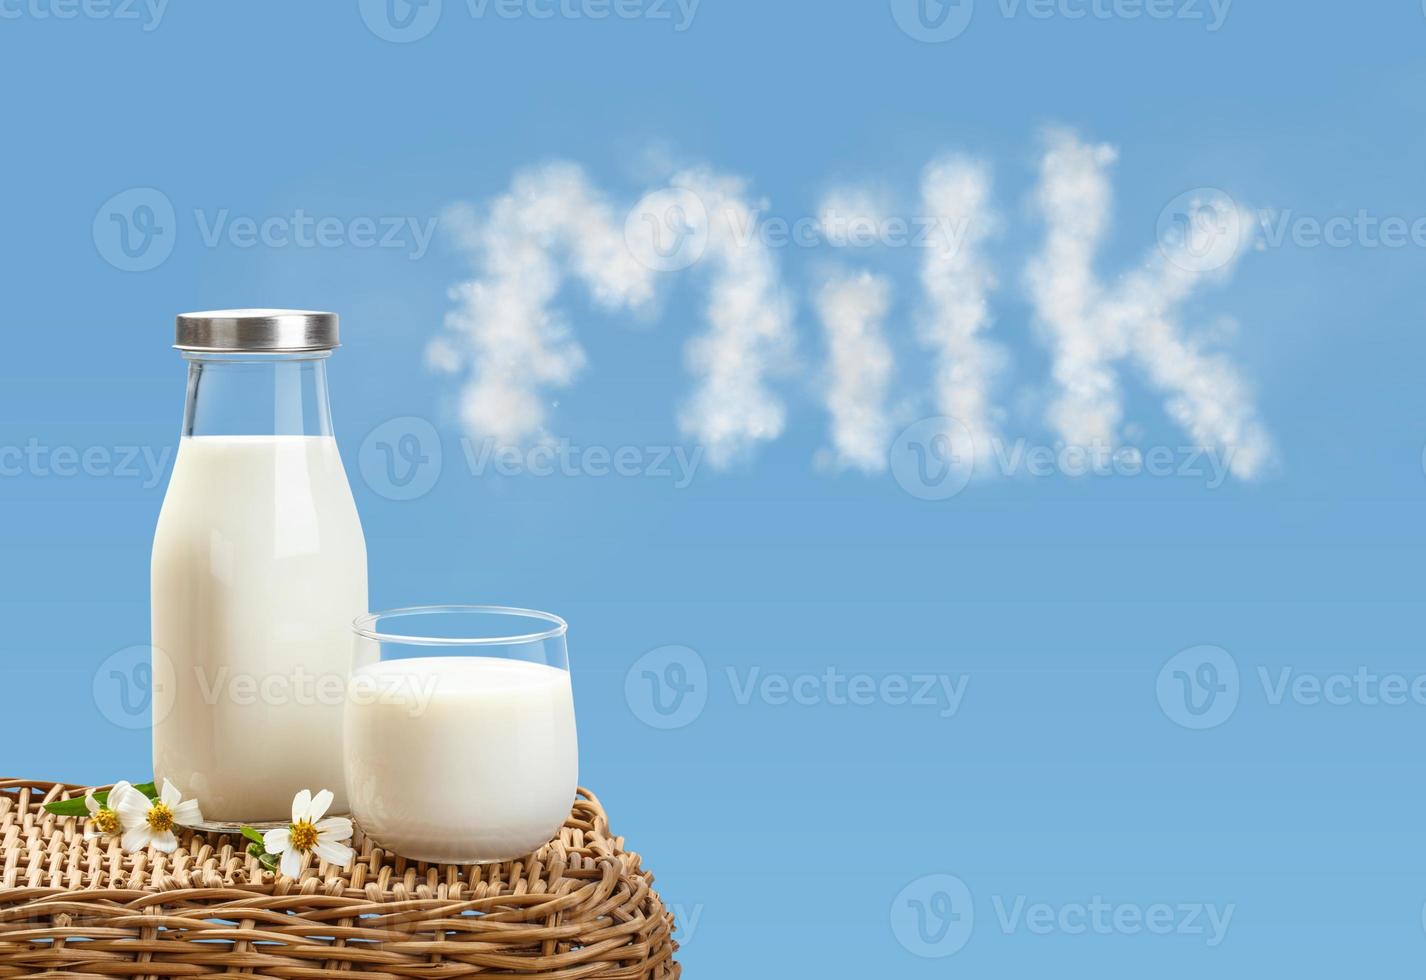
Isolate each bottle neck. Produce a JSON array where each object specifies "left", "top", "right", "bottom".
[{"left": 182, "top": 352, "right": 336, "bottom": 438}]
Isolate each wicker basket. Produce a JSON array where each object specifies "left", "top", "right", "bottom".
[{"left": 0, "top": 779, "right": 680, "bottom": 978}]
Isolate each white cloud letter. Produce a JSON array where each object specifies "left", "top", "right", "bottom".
[
  {"left": 434, "top": 162, "right": 655, "bottom": 446},
  {"left": 1026, "top": 129, "right": 1271, "bottom": 477},
  {"left": 814, "top": 270, "right": 895, "bottom": 472}
]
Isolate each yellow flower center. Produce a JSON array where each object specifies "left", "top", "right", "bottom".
[
  {"left": 92, "top": 808, "right": 121, "bottom": 836},
  {"left": 290, "top": 819, "right": 319, "bottom": 852},
  {"left": 147, "top": 801, "right": 175, "bottom": 833}
]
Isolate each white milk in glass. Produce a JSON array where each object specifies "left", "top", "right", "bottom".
[{"left": 344, "top": 656, "right": 578, "bottom": 863}]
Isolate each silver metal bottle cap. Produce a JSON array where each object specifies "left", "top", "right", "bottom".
[{"left": 175, "top": 309, "right": 339, "bottom": 353}]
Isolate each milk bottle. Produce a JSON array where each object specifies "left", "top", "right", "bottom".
[{"left": 151, "top": 310, "right": 369, "bottom": 827}]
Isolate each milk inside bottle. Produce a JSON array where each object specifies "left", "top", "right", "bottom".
[{"left": 152, "top": 310, "right": 369, "bottom": 827}]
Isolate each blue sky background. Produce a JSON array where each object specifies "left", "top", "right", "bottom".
[{"left": 3, "top": 0, "right": 1426, "bottom": 975}]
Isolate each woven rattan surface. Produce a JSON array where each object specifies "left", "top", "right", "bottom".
[{"left": 0, "top": 779, "right": 680, "bottom": 979}]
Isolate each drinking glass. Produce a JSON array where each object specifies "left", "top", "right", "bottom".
[{"left": 344, "top": 605, "right": 578, "bottom": 864}]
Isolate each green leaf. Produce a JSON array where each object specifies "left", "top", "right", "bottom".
[
  {"left": 246, "top": 838, "right": 280, "bottom": 873},
  {"left": 42, "top": 780, "right": 158, "bottom": 817},
  {"left": 250, "top": 846, "right": 279, "bottom": 872},
  {"left": 241, "top": 826, "right": 265, "bottom": 845},
  {"left": 43, "top": 798, "right": 91, "bottom": 817}
]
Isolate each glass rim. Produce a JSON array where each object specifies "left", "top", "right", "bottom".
[{"left": 352, "top": 604, "right": 568, "bottom": 646}]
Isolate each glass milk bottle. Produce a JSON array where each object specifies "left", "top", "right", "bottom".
[{"left": 152, "top": 310, "right": 369, "bottom": 828}]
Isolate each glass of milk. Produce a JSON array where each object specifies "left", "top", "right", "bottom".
[{"left": 344, "top": 605, "right": 578, "bottom": 864}]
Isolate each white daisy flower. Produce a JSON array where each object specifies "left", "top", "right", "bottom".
[
  {"left": 112, "top": 778, "right": 202, "bottom": 853},
  {"left": 263, "top": 789, "right": 354, "bottom": 878},
  {"left": 83, "top": 781, "right": 130, "bottom": 840}
]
